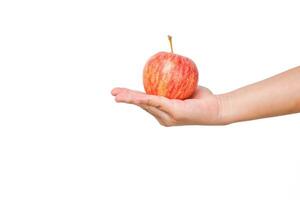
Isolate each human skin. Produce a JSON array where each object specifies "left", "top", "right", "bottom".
[{"left": 111, "top": 66, "right": 300, "bottom": 126}]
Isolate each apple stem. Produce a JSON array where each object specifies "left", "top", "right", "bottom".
[{"left": 168, "top": 35, "right": 174, "bottom": 53}]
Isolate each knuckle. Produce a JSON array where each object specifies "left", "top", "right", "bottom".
[
  {"left": 158, "top": 120, "right": 173, "bottom": 127},
  {"left": 146, "top": 98, "right": 152, "bottom": 105},
  {"left": 158, "top": 121, "right": 166, "bottom": 127},
  {"left": 163, "top": 118, "right": 176, "bottom": 127},
  {"left": 162, "top": 123, "right": 171, "bottom": 127}
]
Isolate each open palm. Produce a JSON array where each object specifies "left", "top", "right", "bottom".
[{"left": 111, "top": 86, "right": 222, "bottom": 126}]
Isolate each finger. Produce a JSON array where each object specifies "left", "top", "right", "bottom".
[
  {"left": 115, "top": 89, "right": 148, "bottom": 105},
  {"left": 140, "top": 105, "right": 173, "bottom": 126},
  {"left": 111, "top": 87, "right": 129, "bottom": 96},
  {"left": 190, "top": 86, "right": 201, "bottom": 98},
  {"left": 140, "top": 104, "right": 168, "bottom": 120},
  {"left": 114, "top": 88, "right": 173, "bottom": 115},
  {"left": 141, "top": 95, "right": 173, "bottom": 114},
  {"left": 112, "top": 87, "right": 145, "bottom": 97},
  {"left": 189, "top": 86, "right": 212, "bottom": 99}
]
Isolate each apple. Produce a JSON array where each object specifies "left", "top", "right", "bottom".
[{"left": 143, "top": 36, "right": 199, "bottom": 100}]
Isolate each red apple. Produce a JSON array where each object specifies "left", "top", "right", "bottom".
[{"left": 143, "top": 36, "right": 199, "bottom": 100}]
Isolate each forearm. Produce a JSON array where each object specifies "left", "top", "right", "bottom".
[{"left": 218, "top": 66, "right": 300, "bottom": 124}]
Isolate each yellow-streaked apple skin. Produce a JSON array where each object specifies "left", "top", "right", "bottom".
[{"left": 143, "top": 52, "right": 198, "bottom": 100}]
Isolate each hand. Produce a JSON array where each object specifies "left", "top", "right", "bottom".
[{"left": 111, "top": 86, "right": 224, "bottom": 126}]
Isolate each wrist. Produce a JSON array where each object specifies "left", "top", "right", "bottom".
[{"left": 216, "top": 93, "right": 235, "bottom": 125}]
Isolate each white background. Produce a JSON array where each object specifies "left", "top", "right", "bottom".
[{"left": 0, "top": 0, "right": 299, "bottom": 199}]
